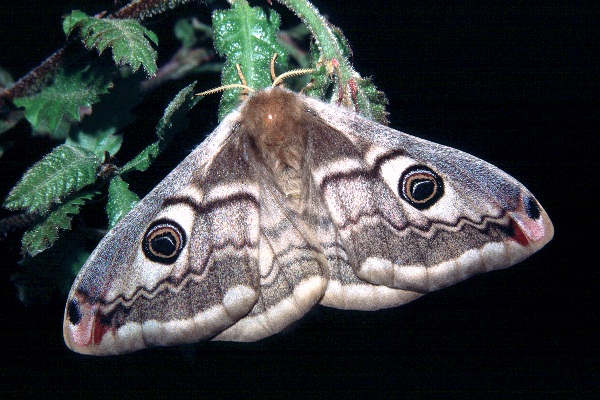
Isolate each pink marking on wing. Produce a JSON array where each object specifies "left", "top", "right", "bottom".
[
  {"left": 92, "top": 314, "right": 111, "bottom": 345},
  {"left": 510, "top": 211, "right": 548, "bottom": 243},
  {"left": 67, "top": 296, "right": 111, "bottom": 349},
  {"left": 67, "top": 298, "right": 95, "bottom": 347},
  {"left": 509, "top": 218, "right": 530, "bottom": 247}
]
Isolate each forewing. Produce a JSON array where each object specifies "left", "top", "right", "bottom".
[
  {"left": 303, "top": 96, "right": 553, "bottom": 299},
  {"left": 63, "top": 112, "right": 262, "bottom": 355}
]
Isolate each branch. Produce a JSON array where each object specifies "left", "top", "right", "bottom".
[{"left": 0, "top": 0, "right": 196, "bottom": 108}]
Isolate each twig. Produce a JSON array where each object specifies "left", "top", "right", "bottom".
[{"left": 0, "top": 0, "right": 197, "bottom": 107}]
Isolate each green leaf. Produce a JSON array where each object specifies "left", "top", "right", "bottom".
[
  {"left": 66, "top": 128, "right": 123, "bottom": 158},
  {"left": 354, "top": 77, "right": 389, "bottom": 125},
  {"left": 303, "top": 42, "right": 332, "bottom": 99},
  {"left": 4, "top": 144, "right": 102, "bottom": 214},
  {"left": 106, "top": 176, "right": 139, "bottom": 229},
  {"left": 278, "top": 23, "right": 312, "bottom": 70},
  {"left": 63, "top": 10, "right": 159, "bottom": 76},
  {"left": 175, "top": 18, "right": 197, "bottom": 48},
  {"left": 21, "top": 191, "right": 97, "bottom": 257},
  {"left": 0, "top": 108, "right": 22, "bottom": 136},
  {"left": 0, "top": 67, "right": 15, "bottom": 130},
  {"left": 122, "top": 81, "right": 199, "bottom": 173},
  {"left": 14, "top": 231, "right": 92, "bottom": 304},
  {"left": 66, "top": 75, "right": 144, "bottom": 157},
  {"left": 155, "top": 81, "right": 201, "bottom": 140},
  {"left": 122, "top": 142, "right": 160, "bottom": 174},
  {"left": 276, "top": 0, "right": 388, "bottom": 119},
  {"left": 212, "top": 0, "right": 288, "bottom": 119},
  {"left": 330, "top": 24, "right": 353, "bottom": 60},
  {"left": 0, "top": 65, "right": 14, "bottom": 87},
  {"left": 174, "top": 18, "right": 209, "bottom": 49},
  {"left": 12, "top": 65, "right": 113, "bottom": 137}
]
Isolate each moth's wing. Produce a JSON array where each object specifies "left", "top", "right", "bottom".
[
  {"left": 215, "top": 133, "right": 328, "bottom": 341},
  {"left": 63, "top": 111, "right": 262, "bottom": 355},
  {"left": 303, "top": 97, "right": 553, "bottom": 306},
  {"left": 304, "top": 153, "right": 424, "bottom": 310}
]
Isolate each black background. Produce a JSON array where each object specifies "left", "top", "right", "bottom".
[{"left": 0, "top": 0, "right": 597, "bottom": 397}]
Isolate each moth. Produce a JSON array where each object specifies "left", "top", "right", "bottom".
[{"left": 64, "top": 86, "right": 553, "bottom": 355}]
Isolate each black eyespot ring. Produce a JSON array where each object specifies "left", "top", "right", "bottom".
[
  {"left": 142, "top": 219, "right": 186, "bottom": 264},
  {"left": 399, "top": 165, "right": 444, "bottom": 210}
]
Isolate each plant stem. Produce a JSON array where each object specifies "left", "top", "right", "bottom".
[
  {"left": 275, "top": 0, "right": 356, "bottom": 98},
  {"left": 0, "top": 0, "right": 196, "bottom": 106}
]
